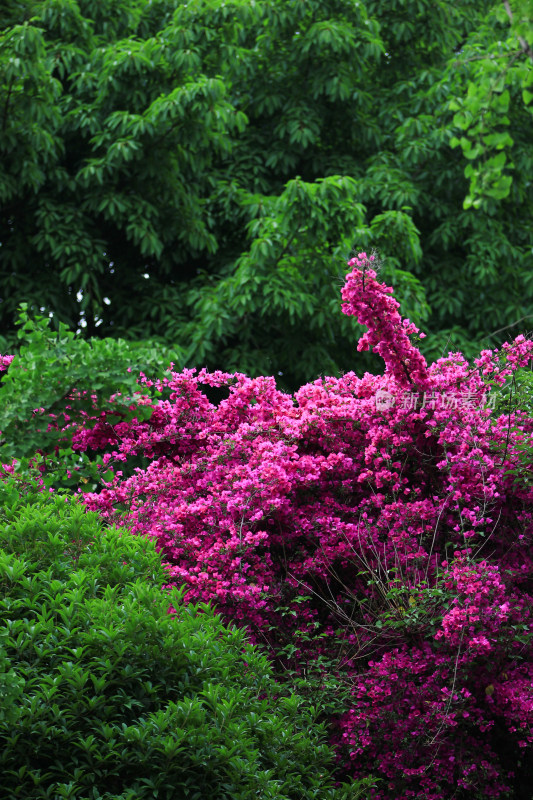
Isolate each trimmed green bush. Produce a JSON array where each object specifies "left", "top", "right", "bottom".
[{"left": 0, "top": 475, "right": 372, "bottom": 800}]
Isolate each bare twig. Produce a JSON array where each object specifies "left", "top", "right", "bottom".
[
  {"left": 453, "top": 49, "right": 523, "bottom": 64},
  {"left": 503, "top": 0, "right": 533, "bottom": 63},
  {"left": 2, "top": 77, "right": 14, "bottom": 133},
  {"left": 482, "top": 314, "right": 533, "bottom": 341}
]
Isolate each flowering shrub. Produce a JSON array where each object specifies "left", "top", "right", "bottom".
[{"left": 2, "top": 254, "right": 533, "bottom": 798}]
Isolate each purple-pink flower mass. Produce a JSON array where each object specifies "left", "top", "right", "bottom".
[{"left": 4, "top": 254, "right": 532, "bottom": 798}]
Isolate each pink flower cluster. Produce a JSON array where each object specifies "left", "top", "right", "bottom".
[
  {"left": 0, "top": 354, "right": 14, "bottom": 371},
  {"left": 341, "top": 253, "right": 430, "bottom": 388},
  {"left": 3, "top": 254, "right": 532, "bottom": 797},
  {"left": 437, "top": 552, "right": 511, "bottom": 654}
]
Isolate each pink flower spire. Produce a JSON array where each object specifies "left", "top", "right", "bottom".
[{"left": 341, "top": 253, "right": 430, "bottom": 390}]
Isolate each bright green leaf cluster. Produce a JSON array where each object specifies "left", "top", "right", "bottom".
[
  {"left": 448, "top": 0, "right": 533, "bottom": 208},
  {"left": 0, "top": 476, "right": 374, "bottom": 800},
  {"left": 0, "top": 307, "right": 182, "bottom": 488}
]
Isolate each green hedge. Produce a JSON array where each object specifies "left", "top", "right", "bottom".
[{"left": 0, "top": 475, "right": 371, "bottom": 800}]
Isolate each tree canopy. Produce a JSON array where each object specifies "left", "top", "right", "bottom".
[{"left": 1, "top": 0, "right": 532, "bottom": 387}]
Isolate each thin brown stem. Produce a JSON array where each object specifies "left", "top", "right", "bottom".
[
  {"left": 503, "top": 0, "right": 533, "bottom": 63},
  {"left": 2, "top": 77, "right": 14, "bottom": 132}
]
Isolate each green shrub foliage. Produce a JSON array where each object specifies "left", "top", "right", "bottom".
[
  {"left": 0, "top": 308, "right": 176, "bottom": 487},
  {"left": 0, "top": 475, "right": 372, "bottom": 800}
]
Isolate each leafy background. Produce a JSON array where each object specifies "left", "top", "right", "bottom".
[{"left": 1, "top": 0, "right": 532, "bottom": 389}]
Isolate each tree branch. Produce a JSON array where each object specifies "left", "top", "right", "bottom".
[
  {"left": 2, "top": 77, "right": 14, "bottom": 132},
  {"left": 482, "top": 314, "right": 533, "bottom": 340},
  {"left": 503, "top": 0, "right": 533, "bottom": 63}
]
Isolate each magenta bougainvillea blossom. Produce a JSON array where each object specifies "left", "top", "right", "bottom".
[
  {"left": 2, "top": 254, "right": 532, "bottom": 798},
  {"left": 0, "top": 355, "right": 14, "bottom": 371}
]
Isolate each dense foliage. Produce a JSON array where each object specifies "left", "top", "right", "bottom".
[
  {"left": 0, "top": 474, "right": 369, "bottom": 800},
  {"left": 2, "top": 0, "right": 533, "bottom": 385},
  {"left": 0, "top": 305, "right": 180, "bottom": 474},
  {"left": 3, "top": 255, "right": 532, "bottom": 798},
  {"left": 450, "top": 0, "right": 533, "bottom": 208}
]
